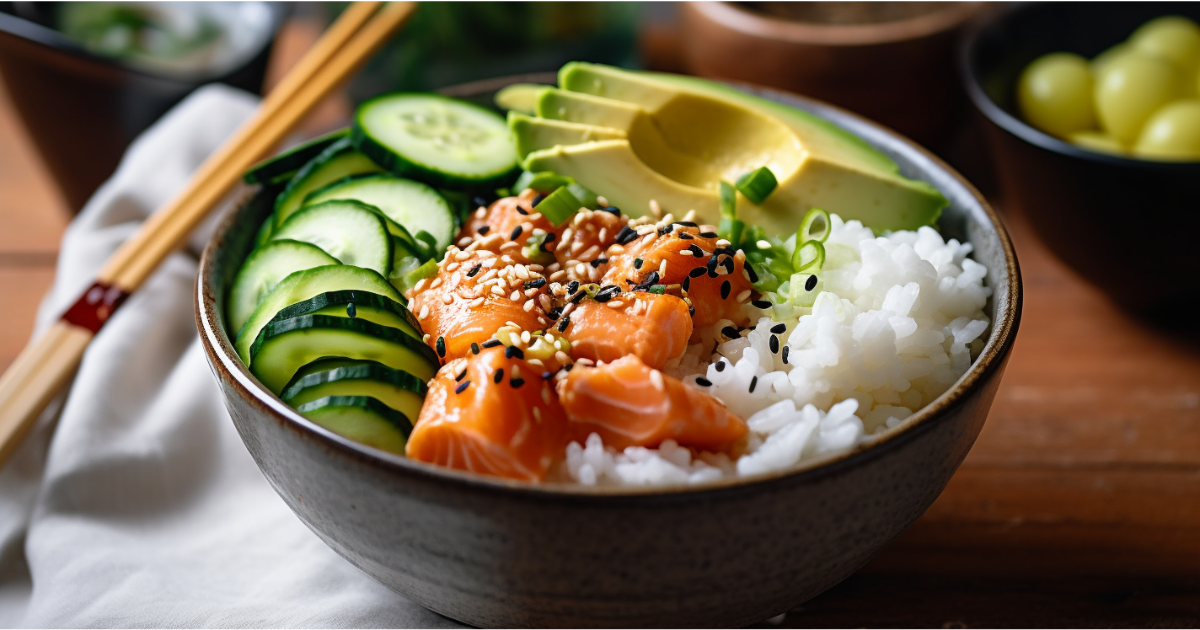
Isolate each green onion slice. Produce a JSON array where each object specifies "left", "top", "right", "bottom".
[
  {"left": 735, "top": 167, "right": 778, "bottom": 204},
  {"left": 515, "top": 170, "right": 574, "bottom": 194},
  {"left": 789, "top": 272, "right": 822, "bottom": 307},
  {"left": 798, "top": 208, "right": 831, "bottom": 244},
  {"left": 534, "top": 186, "right": 582, "bottom": 225},
  {"left": 791, "top": 239, "right": 826, "bottom": 274},
  {"left": 719, "top": 180, "right": 737, "bottom": 219}
]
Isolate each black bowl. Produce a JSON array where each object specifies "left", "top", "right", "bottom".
[
  {"left": 962, "top": 2, "right": 1200, "bottom": 313},
  {"left": 0, "top": 3, "right": 285, "bottom": 212}
]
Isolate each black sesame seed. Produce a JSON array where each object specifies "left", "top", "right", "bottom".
[
  {"left": 594, "top": 285, "right": 620, "bottom": 302},
  {"left": 706, "top": 255, "right": 720, "bottom": 277},
  {"left": 509, "top": 378, "right": 526, "bottom": 389},
  {"left": 541, "top": 371, "right": 553, "bottom": 380},
  {"left": 805, "top": 274, "right": 818, "bottom": 291},
  {"left": 681, "top": 276, "right": 691, "bottom": 292},
  {"left": 769, "top": 334, "right": 779, "bottom": 354},
  {"left": 688, "top": 304, "right": 695, "bottom": 317},
  {"left": 688, "top": 266, "right": 706, "bottom": 278},
  {"left": 722, "top": 256, "right": 735, "bottom": 273},
  {"left": 679, "top": 232, "right": 693, "bottom": 240},
  {"left": 688, "top": 244, "right": 705, "bottom": 257},
  {"left": 677, "top": 221, "right": 698, "bottom": 228},
  {"left": 471, "top": 342, "right": 481, "bottom": 355},
  {"left": 770, "top": 323, "right": 786, "bottom": 334},
  {"left": 524, "top": 278, "right": 547, "bottom": 289},
  {"left": 517, "top": 206, "right": 529, "bottom": 215},
  {"left": 696, "top": 377, "right": 713, "bottom": 387},
  {"left": 557, "top": 315, "right": 571, "bottom": 332},
  {"left": 752, "top": 299, "right": 772, "bottom": 309},
  {"left": 749, "top": 376, "right": 758, "bottom": 393},
  {"left": 505, "top": 345, "right": 525, "bottom": 360},
  {"left": 782, "top": 345, "right": 790, "bottom": 365},
  {"left": 564, "top": 363, "right": 575, "bottom": 372},
  {"left": 614, "top": 225, "right": 636, "bottom": 245},
  {"left": 482, "top": 339, "right": 502, "bottom": 348},
  {"left": 746, "top": 264, "right": 760, "bottom": 283},
  {"left": 567, "top": 280, "right": 580, "bottom": 294},
  {"left": 700, "top": 231, "right": 719, "bottom": 238},
  {"left": 532, "top": 193, "right": 547, "bottom": 207},
  {"left": 633, "top": 257, "right": 644, "bottom": 269},
  {"left": 600, "top": 206, "right": 621, "bottom": 215},
  {"left": 466, "top": 263, "right": 482, "bottom": 278},
  {"left": 345, "top": 302, "right": 357, "bottom": 318},
  {"left": 721, "top": 326, "right": 739, "bottom": 339},
  {"left": 456, "top": 368, "right": 468, "bottom": 382},
  {"left": 657, "top": 226, "right": 669, "bottom": 237},
  {"left": 477, "top": 225, "right": 491, "bottom": 235},
  {"left": 543, "top": 232, "right": 557, "bottom": 244},
  {"left": 720, "top": 280, "right": 731, "bottom": 300},
  {"left": 589, "top": 257, "right": 608, "bottom": 268},
  {"left": 715, "top": 360, "right": 726, "bottom": 372},
  {"left": 436, "top": 336, "right": 446, "bottom": 358},
  {"left": 547, "top": 306, "right": 562, "bottom": 321},
  {"left": 510, "top": 226, "right": 523, "bottom": 240},
  {"left": 494, "top": 368, "right": 504, "bottom": 384},
  {"left": 455, "top": 380, "right": 471, "bottom": 394},
  {"left": 570, "top": 290, "right": 586, "bottom": 304}
]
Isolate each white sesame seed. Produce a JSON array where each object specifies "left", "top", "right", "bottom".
[
  {"left": 422, "top": 333, "right": 430, "bottom": 343},
  {"left": 470, "top": 297, "right": 484, "bottom": 307},
  {"left": 500, "top": 241, "right": 520, "bottom": 251},
  {"left": 549, "top": 270, "right": 567, "bottom": 283},
  {"left": 528, "top": 213, "right": 542, "bottom": 222},
  {"left": 659, "top": 260, "right": 667, "bottom": 276},
  {"left": 457, "top": 237, "right": 472, "bottom": 248},
  {"left": 501, "top": 255, "right": 514, "bottom": 264},
  {"left": 507, "top": 321, "right": 521, "bottom": 328},
  {"left": 679, "top": 249, "right": 693, "bottom": 257},
  {"left": 442, "top": 293, "right": 453, "bottom": 304},
  {"left": 455, "top": 251, "right": 471, "bottom": 261},
  {"left": 649, "top": 199, "right": 662, "bottom": 217},
  {"left": 516, "top": 265, "right": 530, "bottom": 280},
  {"left": 491, "top": 285, "right": 505, "bottom": 296},
  {"left": 580, "top": 244, "right": 601, "bottom": 260},
  {"left": 532, "top": 228, "right": 546, "bottom": 237},
  {"left": 737, "top": 289, "right": 751, "bottom": 303},
  {"left": 555, "top": 351, "right": 570, "bottom": 364},
  {"left": 575, "top": 357, "right": 594, "bottom": 366},
  {"left": 650, "top": 369, "right": 664, "bottom": 391},
  {"left": 683, "top": 210, "right": 697, "bottom": 222},
  {"left": 716, "top": 239, "right": 731, "bottom": 247},
  {"left": 524, "top": 288, "right": 538, "bottom": 297},
  {"left": 510, "top": 290, "right": 520, "bottom": 301},
  {"left": 607, "top": 300, "right": 623, "bottom": 308},
  {"left": 430, "top": 277, "right": 443, "bottom": 289},
  {"left": 523, "top": 300, "right": 535, "bottom": 312},
  {"left": 413, "top": 279, "right": 427, "bottom": 292},
  {"left": 598, "top": 227, "right": 608, "bottom": 242},
  {"left": 561, "top": 302, "right": 576, "bottom": 318},
  {"left": 450, "top": 272, "right": 461, "bottom": 285},
  {"left": 475, "top": 207, "right": 487, "bottom": 219},
  {"left": 575, "top": 263, "right": 587, "bottom": 275},
  {"left": 419, "top": 305, "right": 429, "bottom": 319}
]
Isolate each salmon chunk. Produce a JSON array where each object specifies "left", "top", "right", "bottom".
[
  {"left": 563, "top": 292, "right": 692, "bottom": 370},
  {"left": 559, "top": 354, "right": 747, "bottom": 451},
  {"left": 407, "top": 347, "right": 568, "bottom": 481}
]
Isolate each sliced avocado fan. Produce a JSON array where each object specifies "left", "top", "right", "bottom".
[{"left": 494, "top": 63, "right": 947, "bottom": 234}]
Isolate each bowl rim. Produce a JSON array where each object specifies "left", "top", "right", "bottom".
[
  {"left": 196, "top": 74, "right": 1022, "bottom": 500},
  {"left": 686, "top": 1, "right": 984, "bottom": 47},
  {"left": 959, "top": 2, "right": 1200, "bottom": 170}
]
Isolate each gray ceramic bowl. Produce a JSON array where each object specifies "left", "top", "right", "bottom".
[{"left": 196, "top": 75, "right": 1021, "bottom": 627}]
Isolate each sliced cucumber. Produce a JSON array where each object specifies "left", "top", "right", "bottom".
[
  {"left": 275, "top": 137, "right": 383, "bottom": 228},
  {"left": 303, "top": 174, "right": 456, "bottom": 252},
  {"left": 234, "top": 265, "right": 403, "bottom": 364},
  {"left": 272, "top": 200, "right": 392, "bottom": 276},
  {"left": 295, "top": 395, "right": 410, "bottom": 454},
  {"left": 253, "top": 215, "right": 276, "bottom": 249},
  {"left": 282, "top": 359, "right": 427, "bottom": 422},
  {"left": 249, "top": 314, "right": 438, "bottom": 393},
  {"left": 266, "top": 290, "right": 420, "bottom": 340},
  {"left": 352, "top": 93, "right": 518, "bottom": 191},
  {"left": 243, "top": 128, "right": 349, "bottom": 186},
  {"left": 225, "top": 240, "right": 339, "bottom": 333}
]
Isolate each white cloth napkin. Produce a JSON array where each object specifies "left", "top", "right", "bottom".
[{"left": 0, "top": 85, "right": 460, "bottom": 628}]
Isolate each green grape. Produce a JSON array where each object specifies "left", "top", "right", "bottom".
[
  {"left": 1129, "top": 16, "right": 1200, "bottom": 94},
  {"left": 1068, "top": 130, "right": 1126, "bottom": 155},
  {"left": 1094, "top": 54, "right": 1180, "bottom": 144},
  {"left": 1092, "top": 42, "right": 1132, "bottom": 80},
  {"left": 1133, "top": 99, "right": 1200, "bottom": 160},
  {"left": 1017, "top": 52, "right": 1096, "bottom": 137}
]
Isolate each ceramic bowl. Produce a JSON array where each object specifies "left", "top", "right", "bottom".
[
  {"left": 196, "top": 74, "right": 1021, "bottom": 627},
  {"left": 678, "top": 2, "right": 985, "bottom": 149},
  {"left": 962, "top": 2, "right": 1200, "bottom": 313}
]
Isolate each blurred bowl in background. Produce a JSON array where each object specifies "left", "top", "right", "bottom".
[
  {"left": 962, "top": 2, "right": 1200, "bottom": 313},
  {"left": 678, "top": 1, "right": 983, "bottom": 150},
  {"left": 0, "top": 2, "right": 284, "bottom": 212}
]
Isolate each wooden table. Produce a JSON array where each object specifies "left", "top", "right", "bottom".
[{"left": 1, "top": 32, "right": 1197, "bottom": 630}]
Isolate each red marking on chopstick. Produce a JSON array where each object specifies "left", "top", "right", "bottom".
[{"left": 61, "top": 281, "right": 130, "bottom": 334}]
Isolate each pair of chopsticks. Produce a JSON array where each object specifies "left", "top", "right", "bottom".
[{"left": 0, "top": 2, "right": 417, "bottom": 468}]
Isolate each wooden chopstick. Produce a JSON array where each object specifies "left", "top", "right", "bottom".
[{"left": 0, "top": 1, "right": 417, "bottom": 468}]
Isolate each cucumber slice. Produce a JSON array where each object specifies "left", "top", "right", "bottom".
[
  {"left": 249, "top": 314, "right": 438, "bottom": 393},
  {"left": 243, "top": 128, "right": 349, "bottom": 186},
  {"left": 225, "top": 240, "right": 339, "bottom": 333},
  {"left": 352, "top": 93, "right": 518, "bottom": 191},
  {"left": 266, "top": 290, "right": 420, "bottom": 341},
  {"left": 303, "top": 174, "right": 456, "bottom": 252},
  {"left": 272, "top": 200, "right": 392, "bottom": 276},
  {"left": 282, "top": 359, "right": 427, "bottom": 422},
  {"left": 253, "top": 215, "right": 276, "bottom": 249},
  {"left": 234, "top": 265, "right": 403, "bottom": 364},
  {"left": 275, "top": 137, "right": 383, "bottom": 228},
  {"left": 295, "top": 395, "right": 411, "bottom": 454}
]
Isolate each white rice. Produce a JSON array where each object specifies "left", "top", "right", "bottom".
[{"left": 559, "top": 214, "right": 992, "bottom": 487}]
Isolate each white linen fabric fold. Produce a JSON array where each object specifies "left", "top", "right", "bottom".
[{"left": 0, "top": 85, "right": 457, "bottom": 628}]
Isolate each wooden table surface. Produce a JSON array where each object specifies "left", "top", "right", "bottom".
[{"left": 1, "top": 27, "right": 1198, "bottom": 630}]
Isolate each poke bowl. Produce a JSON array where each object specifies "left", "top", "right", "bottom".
[{"left": 196, "top": 68, "right": 1021, "bottom": 627}]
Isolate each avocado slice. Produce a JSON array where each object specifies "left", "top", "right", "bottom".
[
  {"left": 505, "top": 64, "right": 948, "bottom": 234},
  {"left": 508, "top": 113, "right": 626, "bottom": 160}
]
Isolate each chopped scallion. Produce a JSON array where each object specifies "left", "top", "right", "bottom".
[
  {"left": 735, "top": 167, "right": 778, "bottom": 204},
  {"left": 514, "top": 170, "right": 574, "bottom": 194},
  {"left": 791, "top": 239, "right": 826, "bottom": 274},
  {"left": 798, "top": 208, "right": 831, "bottom": 244},
  {"left": 532, "top": 186, "right": 582, "bottom": 225},
  {"left": 789, "top": 272, "right": 823, "bottom": 307},
  {"left": 719, "top": 180, "right": 737, "bottom": 219}
]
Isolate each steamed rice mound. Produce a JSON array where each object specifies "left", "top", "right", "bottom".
[{"left": 559, "top": 214, "right": 992, "bottom": 486}]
